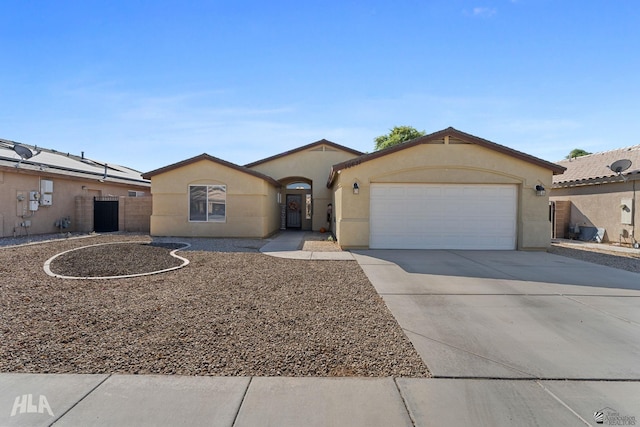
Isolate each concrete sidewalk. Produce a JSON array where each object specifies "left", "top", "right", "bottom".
[
  {"left": 260, "top": 231, "right": 354, "bottom": 260},
  {"left": 3, "top": 373, "right": 638, "bottom": 426}
]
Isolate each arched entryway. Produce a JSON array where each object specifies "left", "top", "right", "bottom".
[{"left": 279, "top": 177, "right": 312, "bottom": 230}]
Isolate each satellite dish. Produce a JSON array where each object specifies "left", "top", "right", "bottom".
[
  {"left": 609, "top": 159, "right": 632, "bottom": 174},
  {"left": 608, "top": 159, "right": 632, "bottom": 182},
  {"left": 13, "top": 144, "right": 34, "bottom": 160}
]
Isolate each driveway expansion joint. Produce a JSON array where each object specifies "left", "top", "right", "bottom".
[
  {"left": 403, "top": 328, "right": 536, "bottom": 378},
  {"left": 535, "top": 380, "right": 592, "bottom": 426},
  {"left": 562, "top": 295, "right": 640, "bottom": 325}
]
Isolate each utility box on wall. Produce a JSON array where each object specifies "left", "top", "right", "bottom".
[
  {"left": 41, "top": 194, "right": 53, "bottom": 206},
  {"left": 621, "top": 198, "right": 633, "bottom": 225},
  {"left": 40, "top": 179, "right": 54, "bottom": 206},
  {"left": 40, "top": 179, "right": 53, "bottom": 193}
]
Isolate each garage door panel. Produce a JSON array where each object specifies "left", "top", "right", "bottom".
[{"left": 370, "top": 184, "right": 517, "bottom": 250}]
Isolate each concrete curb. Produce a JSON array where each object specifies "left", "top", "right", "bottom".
[{"left": 43, "top": 241, "right": 191, "bottom": 280}]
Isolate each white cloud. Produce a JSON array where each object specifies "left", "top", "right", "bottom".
[{"left": 464, "top": 7, "right": 497, "bottom": 18}]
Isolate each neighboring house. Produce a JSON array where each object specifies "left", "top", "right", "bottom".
[
  {"left": 0, "top": 139, "right": 150, "bottom": 237},
  {"left": 550, "top": 145, "right": 640, "bottom": 246},
  {"left": 144, "top": 127, "right": 565, "bottom": 250}
]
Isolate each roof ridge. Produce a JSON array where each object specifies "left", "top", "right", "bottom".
[
  {"left": 244, "top": 139, "right": 363, "bottom": 168},
  {"left": 559, "top": 144, "right": 640, "bottom": 162},
  {"left": 0, "top": 137, "right": 108, "bottom": 164}
]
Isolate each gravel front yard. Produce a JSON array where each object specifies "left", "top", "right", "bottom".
[
  {"left": 549, "top": 241, "right": 640, "bottom": 273},
  {"left": 1, "top": 234, "right": 428, "bottom": 377}
]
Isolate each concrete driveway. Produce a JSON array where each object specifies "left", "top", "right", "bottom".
[
  {"left": 353, "top": 250, "right": 640, "bottom": 424},
  {"left": 353, "top": 250, "right": 640, "bottom": 379}
]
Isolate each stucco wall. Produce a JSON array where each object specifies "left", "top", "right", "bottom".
[
  {"left": 551, "top": 179, "right": 638, "bottom": 244},
  {"left": 332, "top": 142, "right": 554, "bottom": 250},
  {"left": 248, "top": 144, "right": 359, "bottom": 231},
  {"left": 148, "top": 159, "right": 280, "bottom": 237},
  {"left": 0, "top": 167, "right": 149, "bottom": 237}
]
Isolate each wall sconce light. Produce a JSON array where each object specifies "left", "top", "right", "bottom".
[
  {"left": 353, "top": 182, "right": 359, "bottom": 194},
  {"left": 535, "top": 185, "right": 546, "bottom": 196}
]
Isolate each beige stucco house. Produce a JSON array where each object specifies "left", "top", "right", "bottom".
[
  {"left": 0, "top": 138, "right": 150, "bottom": 237},
  {"left": 550, "top": 145, "right": 639, "bottom": 246},
  {"left": 143, "top": 127, "right": 565, "bottom": 250}
]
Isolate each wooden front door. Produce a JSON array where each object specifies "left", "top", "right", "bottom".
[{"left": 286, "top": 194, "right": 302, "bottom": 228}]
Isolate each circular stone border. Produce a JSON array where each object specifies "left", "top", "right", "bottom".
[{"left": 43, "top": 241, "right": 191, "bottom": 280}]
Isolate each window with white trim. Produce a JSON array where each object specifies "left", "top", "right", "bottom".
[{"left": 189, "top": 185, "right": 226, "bottom": 222}]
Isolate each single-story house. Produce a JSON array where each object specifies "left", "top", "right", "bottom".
[
  {"left": 143, "top": 127, "right": 565, "bottom": 250},
  {"left": 550, "top": 145, "right": 640, "bottom": 246},
  {"left": 0, "top": 139, "right": 151, "bottom": 237}
]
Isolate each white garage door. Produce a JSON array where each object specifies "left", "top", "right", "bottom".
[{"left": 370, "top": 183, "right": 517, "bottom": 250}]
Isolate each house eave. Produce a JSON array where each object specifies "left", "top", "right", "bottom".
[
  {"left": 327, "top": 127, "right": 566, "bottom": 187},
  {"left": 553, "top": 171, "right": 640, "bottom": 188},
  {"left": 0, "top": 158, "right": 150, "bottom": 187},
  {"left": 245, "top": 139, "right": 363, "bottom": 169},
  {"left": 143, "top": 153, "right": 282, "bottom": 188}
]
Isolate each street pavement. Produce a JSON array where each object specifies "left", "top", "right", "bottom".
[{"left": 2, "top": 234, "right": 639, "bottom": 426}]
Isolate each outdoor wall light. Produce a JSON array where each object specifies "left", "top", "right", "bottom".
[
  {"left": 353, "top": 182, "right": 359, "bottom": 194},
  {"left": 535, "top": 185, "right": 546, "bottom": 196}
]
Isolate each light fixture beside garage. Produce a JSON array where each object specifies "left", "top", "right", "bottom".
[
  {"left": 535, "top": 185, "right": 546, "bottom": 196},
  {"left": 353, "top": 182, "right": 359, "bottom": 194}
]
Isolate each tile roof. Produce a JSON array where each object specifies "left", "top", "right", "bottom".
[
  {"left": 327, "top": 127, "right": 566, "bottom": 187},
  {"left": 244, "top": 139, "right": 363, "bottom": 168},
  {"left": 0, "top": 138, "right": 149, "bottom": 186},
  {"left": 142, "top": 153, "right": 282, "bottom": 187},
  {"left": 553, "top": 145, "right": 640, "bottom": 186}
]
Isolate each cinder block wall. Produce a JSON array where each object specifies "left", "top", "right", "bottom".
[
  {"left": 75, "top": 196, "right": 94, "bottom": 232},
  {"left": 120, "top": 196, "right": 152, "bottom": 232},
  {"left": 76, "top": 195, "right": 151, "bottom": 233}
]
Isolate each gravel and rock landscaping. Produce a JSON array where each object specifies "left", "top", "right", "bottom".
[
  {"left": 0, "top": 233, "right": 429, "bottom": 377},
  {"left": 549, "top": 241, "right": 640, "bottom": 273},
  {"left": 3, "top": 232, "right": 638, "bottom": 378}
]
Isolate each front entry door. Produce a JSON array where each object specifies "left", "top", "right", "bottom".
[{"left": 286, "top": 194, "right": 302, "bottom": 228}]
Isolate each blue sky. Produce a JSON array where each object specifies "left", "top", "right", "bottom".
[{"left": 1, "top": 1, "right": 638, "bottom": 172}]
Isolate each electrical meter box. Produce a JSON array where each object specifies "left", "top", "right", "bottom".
[{"left": 29, "top": 200, "right": 39, "bottom": 211}]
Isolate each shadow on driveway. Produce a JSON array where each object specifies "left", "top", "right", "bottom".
[
  {"left": 352, "top": 249, "right": 640, "bottom": 292},
  {"left": 353, "top": 249, "right": 640, "bottom": 380}
]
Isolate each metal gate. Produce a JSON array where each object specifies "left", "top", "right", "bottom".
[{"left": 94, "top": 196, "right": 119, "bottom": 232}]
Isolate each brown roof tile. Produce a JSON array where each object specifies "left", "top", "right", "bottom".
[
  {"left": 553, "top": 145, "right": 640, "bottom": 186},
  {"left": 327, "top": 127, "right": 566, "bottom": 187},
  {"left": 142, "top": 153, "right": 281, "bottom": 187},
  {"left": 244, "top": 139, "right": 363, "bottom": 168}
]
